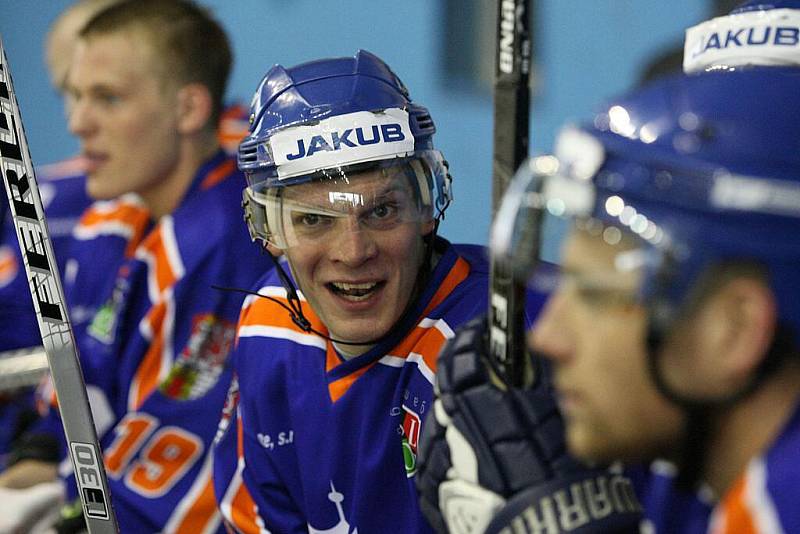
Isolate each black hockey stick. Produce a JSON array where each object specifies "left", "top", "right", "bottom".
[
  {"left": 0, "top": 36, "right": 119, "bottom": 533},
  {"left": 488, "top": 0, "right": 532, "bottom": 387}
]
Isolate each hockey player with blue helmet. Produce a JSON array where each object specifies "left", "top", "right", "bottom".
[
  {"left": 417, "top": 17, "right": 800, "bottom": 534},
  {"left": 209, "top": 49, "right": 587, "bottom": 533}
]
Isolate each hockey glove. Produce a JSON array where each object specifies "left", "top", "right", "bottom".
[{"left": 416, "top": 316, "right": 643, "bottom": 534}]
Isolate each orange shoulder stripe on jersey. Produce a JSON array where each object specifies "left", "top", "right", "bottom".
[
  {"left": 390, "top": 322, "right": 449, "bottom": 374},
  {"left": 422, "top": 256, "right": 470, "bottom": 317},
  {"left": 200, "top": 158, "right": 237, "bottom": 191},
  {"left": 77, "top": 201, "right": 151, "bottom": 257},
  {"left": 239, "top": 292, "right": 326, "bottom": 334},
  {"left": 325, "top": 323, "right": 448, "bottom": 402},
  {"left": 138, "top": 228, "right": 180, "bottom": 293},
  {"left": 716, "top": 475, "right": 758, "bottom": 534},
  {"left": 131, "top": 310, "right": 167, "bottom": 410}
]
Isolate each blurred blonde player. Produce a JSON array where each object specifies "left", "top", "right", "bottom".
[{"left": 0, "top": 1, "right": 263, "bottom": 532}]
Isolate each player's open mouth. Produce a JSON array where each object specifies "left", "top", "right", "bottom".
[{"left": 327, "top": 281, "right": 385, "bottom": 302}]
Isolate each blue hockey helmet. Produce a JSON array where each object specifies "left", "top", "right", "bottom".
[
  {"left": 731, "top": 0, "right": 800, "bottom": 12},
  {"left": 239, "top": 50, "right": 452, "bottom": 249},
  {"left": 492, "top": 67, "right": 800, "bottom": 350},
  {"left": 684, "top": 0, "right": 800, "bottom": 72}
]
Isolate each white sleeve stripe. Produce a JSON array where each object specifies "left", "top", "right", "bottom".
[
  {"left": 378, "top": 353, "right": 435, "bottom": 384},
  {"left": 73, "top": 221, "right": 136, "bottom": 240},
  {"left": 220, "top": 456, "right": 272, "bottom": 534},
  {"left": 160, "top": 216, "right": 186, "bottom": 280},
  {"left": 418, "top": 317, "right": 455, "bottom": 339},
  {"left": 378, "top": 355, "right": 406, "bottom": 368},
  {"left": 407, "top": 352, "right": 435, "bottom": 384},
  {"left": 745, "top": 457, "right": 784, "bottom": 534},
  {"left": 238, "top": 324, "right": 326, "bottom": 349},
  {"left": 219, "top": 457, "right": 244, "bottom": 526}
]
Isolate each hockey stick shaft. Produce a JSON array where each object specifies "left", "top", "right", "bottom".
[
  {"left": 489, "top": 0, "right": 532, "bottom": 387},
  {"left": 0, "top": 36, "right": 118, "bottom": 532}
]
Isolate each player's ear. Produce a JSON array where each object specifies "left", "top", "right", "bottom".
[
  {"left": 702, "top": 275, "right": 777, "bottom": 389},
  {"left": 176, "top": 83, "right": 213, "bottom": 135}
]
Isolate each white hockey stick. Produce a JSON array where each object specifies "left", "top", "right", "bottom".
[{"left": 0, "top": 36, "right": 119, "bottom": 532}]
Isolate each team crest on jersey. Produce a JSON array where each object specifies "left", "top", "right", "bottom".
[
  {"left": 87, "top": 267, "right": 130, "bottom": 344},
  {"left": 401, "top": 404, "right": 422, "bottom": 478},
  {"left": 160, "top": 313, "right": 235, "bottom": 400}
]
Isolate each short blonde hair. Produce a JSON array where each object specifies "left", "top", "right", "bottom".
[
  {"left": 79, "top": 0, "right": 232, "bottom": 126},
  {"left": 45, "top": 0, "right": 120, "bottom": 90}
]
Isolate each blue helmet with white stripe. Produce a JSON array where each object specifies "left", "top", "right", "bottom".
[
  {"left": 493, "top": 67, "right": 800, "bottom": 351},
  {"left": 684, "top": 0, "right": 800, "bottom": 72},
  {"left": 239, "top": 50, "right": 451, "bottom": 249}
]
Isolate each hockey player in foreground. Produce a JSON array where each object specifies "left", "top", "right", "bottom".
[
  {"left": 210, "top": 49, "right": 473, "bottom": 533},
  {"left": 0, "top": 1, "right": 264, "bottom": 531},
  {"left": 208, "top": 49, "right": 541, "bottom": 533},
  {"left": 416, "top": 29, "right": 800, "bottom": 534}
]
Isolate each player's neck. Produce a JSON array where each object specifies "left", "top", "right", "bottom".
[
  {"left": 703, "top": 358, "right": 800, "bottom": 497},
  {"left": 141, "top": 132, "right": 220, "bottom": 219},
  {"left": 333, "top": 342, "right": 375, "bottom": 360}
]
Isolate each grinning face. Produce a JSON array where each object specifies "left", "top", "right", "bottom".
[
  {"left": 528, "top": 225, "right": 684, "bottom": 464},
  {"left": 278, "top": 167, "right": 434, "bottom": 352},
  {"left": 66, "top": 30, "right": 183, "bottom": 214}
]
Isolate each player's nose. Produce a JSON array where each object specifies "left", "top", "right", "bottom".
[
  {"left": 528, "top": 291, "right": 574, "bottom": 364},
  {"left": 329, "top": 218, "right": 377, "bottom": 267}
]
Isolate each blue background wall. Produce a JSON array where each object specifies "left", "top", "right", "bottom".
[{"left": 0, "top": 1, "right": 710, "bottom": 245}]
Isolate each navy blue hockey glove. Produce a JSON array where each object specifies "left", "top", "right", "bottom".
[{"left": 416, "top": 316, "right": 643, "bottom": 534}]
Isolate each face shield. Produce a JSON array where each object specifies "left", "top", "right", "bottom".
[
  {"left": 243, "top": 150, "right": 450, "bottom": 250},
  {"left": 492, "top": 124, "right": 800, "bottom": 405},
  {"left": 491, "top": 127, "right": 673, "bottom": 322}
]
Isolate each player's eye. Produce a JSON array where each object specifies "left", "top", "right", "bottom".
[
  {"left": 371, "top": 203, "right": 395, "bottom": 219},
  {"left": 292, "top": 212, "right": 333, "bottom": 229}
]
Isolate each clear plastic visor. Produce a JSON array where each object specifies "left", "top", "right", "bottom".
[
  {"left": 244, "top": 157, "right": 439, "bottom": 249},
  {"left": 491, "top": 156, "right": 661, "bottom": 308}
]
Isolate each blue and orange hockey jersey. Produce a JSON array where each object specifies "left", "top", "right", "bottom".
[
  {"left": 212, "top": 240, "right": 548, "bottom": 533},
  {"left": 36, "top": 151, "right": 266, "bottom": 532},
  {"left": 633, "top": 400, "right": 800, "bottom": 533}
]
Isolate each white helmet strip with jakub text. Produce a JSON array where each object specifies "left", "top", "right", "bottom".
[
  {"left": 268, "top": 108, "right": 415, "bottom": 181},
  {"left": 684, "top": 8, "right": 800, "bottom": 72}
]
